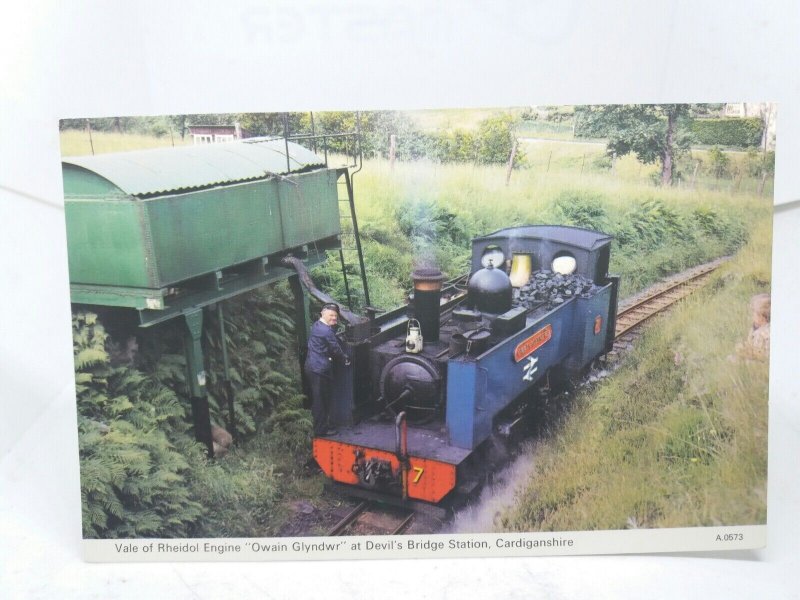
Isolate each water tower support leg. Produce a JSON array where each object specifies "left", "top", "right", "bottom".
[
  {"left": 217, "top": 302, "right": 236, "bottom": 444},
  {"left": 183, "top": 308, "right": 213, "bottom": 457}
]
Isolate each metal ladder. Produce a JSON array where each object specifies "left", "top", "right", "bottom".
[{"left": 337, "top": 169, "right": 370, "bottom": 310}]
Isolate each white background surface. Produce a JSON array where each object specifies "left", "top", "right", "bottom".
[{"left": 1, "top": 2, "right": 798, "bottom": 597}]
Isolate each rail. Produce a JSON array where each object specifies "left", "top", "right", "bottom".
[
  {"left": 327, "top": 501, "right": 415, "bottom": 536},
  {"left": 614, "top": 260, "right": 725, "bottom": 339}
]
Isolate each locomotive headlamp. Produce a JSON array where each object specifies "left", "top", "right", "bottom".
[
  {"left": 509, "top": 254, "right": 532, "bottom": 287},
  {"left": 552, "top": 255, "right": 577, "bottom": 275},
  {"left": 481, "top": 246, "right": 505, "bottom": 268}
]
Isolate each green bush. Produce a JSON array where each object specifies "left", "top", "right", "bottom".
[
  {"left": 690, "top": 118, "right": 763, "bottom": 148},
  {"left": 396, "top": 200, "right": 472, "bottom": 247},
  {"left": 406, "top": 115, "right": 526, "bottom": 166},
  {"left": 362, "top": 241, "right": 414, "bottom": 284},
  {"left": 475, "top": 114, "right": 520, "bottom": 164},
  {"left": 628, "top": 199, "right": 684, "bottom": 247},
  {"left": 186, "top": 454, "right": 279, "bottom": 538},
  {"left": 263, "top": 394, "right": 314, "bottom": 457},
  {"left": 707, "top": 146, "right": 732, "bottom": 178},
  {"left": 552, "top": 192, "right": 610, "bottom": 230},
  {"left": 314, "top": 110, "right": 430, "bottom": 160},
  {"left": 743, "top": 148, "right": 775, "bottom": 178},
  {"left": 429, "top": 129, "right": 478, "bottom": 162},
  {"left": 573, "top": 105, "right": 614, "bottom": 138}
]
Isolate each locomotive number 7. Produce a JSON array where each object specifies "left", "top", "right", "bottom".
[
  {"left": 412, "top": 466, "right": 424, "bottom": 483},
  {"left": 522, "top": 356, "right": 539, "bottom": 382}
]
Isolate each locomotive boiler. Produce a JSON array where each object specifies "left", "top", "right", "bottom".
[{"left": 288, "top": 225, "right": 619, "bottom": 508}]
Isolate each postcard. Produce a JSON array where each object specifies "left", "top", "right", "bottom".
[{"left": 61, "top": 104, "right": 772, "bottom": 561}]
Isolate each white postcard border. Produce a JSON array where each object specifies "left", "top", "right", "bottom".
[{"left": 83, "top": 525, "right": 766, "bottom": 562}]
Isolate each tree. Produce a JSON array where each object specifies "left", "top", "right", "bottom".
[
  {"left": 576, "top": 104, "right": 692, "bottom": 186},
  {"left": 310, "top": 110, "right": 429, "bottom": 160},
  {"left": 169, "top": 115, "right": 188, "bottom": 140},
  {"left": 234, "top": 112, "right": 309, "bottom": 137},
  {"left": 475, "top": 114, "right": 519, "bottom": 164}
]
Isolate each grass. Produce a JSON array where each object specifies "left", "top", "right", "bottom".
[
  {"left": 187, "top": 403, "right": 326, "bottom": 537},
  {"left": 500, "top": 217, "right": 771, "bottom": 531},
  {"left": 60, "top": 129, "right": 191, "bottom": 156},
  {"left": 339, "top": 140, "right": 769, "bottom": 309},
  {"left": 406, "top": 107, "right": 528, "bottom": 132}
]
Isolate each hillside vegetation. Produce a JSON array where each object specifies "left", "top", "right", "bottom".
[
  {"left": 324, "top": 141, "right": 768, "bottom": 311},
  {"left": 74, "top": 285, "right": 319, "bottom": 538},
  {"left": 60, "top": 129, "right": 190, "bottom": 156},
  {"left": 501, "top": 217, "right": 771, "bottom": 530}
]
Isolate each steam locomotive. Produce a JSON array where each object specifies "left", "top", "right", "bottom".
[{"left": 289, "top": 225, "right": 619, "bottom": 508}]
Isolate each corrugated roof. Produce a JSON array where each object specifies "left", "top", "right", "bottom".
[{"left": 62, "top": 137, "right": 326, "bottom": 197}]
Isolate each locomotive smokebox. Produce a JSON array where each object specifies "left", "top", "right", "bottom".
[
  {"left": 380, "top": 354, "right": 442, "bottom": 422},
  {"left": 411, "top": 268, "right": 443, "bottom": 344}
]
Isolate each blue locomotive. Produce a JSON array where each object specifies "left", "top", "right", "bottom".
[{"left": 291, "top": 225, "right": 619, "bottom": 506}]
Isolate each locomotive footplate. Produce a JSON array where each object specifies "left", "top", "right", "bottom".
[{"left": 313, "top": 420, "right": 471, "bottom": 504}]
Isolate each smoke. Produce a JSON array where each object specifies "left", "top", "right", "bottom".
[
  {"left": 412, "top": 225, "right": 438, "bottom": 270},
  {"left": 400, "top": 199, "right": 453, "bottom": 271},
  {"left": 413, "top": 252, "right": 439, "bottom": 272},
  {"left": 447, "top": 441, "right": 540, "bottom": 533}
]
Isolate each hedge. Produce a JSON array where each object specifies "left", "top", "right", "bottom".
[{"left": 690, "top": 118, "right": 763, "bottom": 148}]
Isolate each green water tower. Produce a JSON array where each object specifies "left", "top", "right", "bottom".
[{"left": 63, "top": 137, "right": 366, "bottom": 455}]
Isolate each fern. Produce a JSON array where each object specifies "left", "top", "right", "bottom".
[
  {"left": 75, "top": 277, "right": 312, "bottom": 538},
  {"left": 75, "top": 348, "right": 109, "bottom": 370},
  {"left": 74, "top": 311, "right": 205, "bottom": 539}
]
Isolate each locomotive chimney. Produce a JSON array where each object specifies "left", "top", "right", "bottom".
[{"left": 411, "top": 268, "right": 443, "bottom": 344}]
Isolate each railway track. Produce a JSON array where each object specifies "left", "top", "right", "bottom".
[
  {"left": 613, "top": 259, "right": 725, "bottom": 346},
  {"left": 327, "top": 501, "right": 415, "bottom": 536}
]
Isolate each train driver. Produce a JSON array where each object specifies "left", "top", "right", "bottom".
[{"left": 305, "top": 303, "right": 350, "bottom": 436}]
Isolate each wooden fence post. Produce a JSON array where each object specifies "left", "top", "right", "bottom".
[
  {"left": 389, "top": 134, "right": 397, "bottom": 171},
  {"left": 85, "top": 119, "right": 94, "bottom": 155},
  {"left": 505, "top": 139, "right": 518, "bottom": 186}
]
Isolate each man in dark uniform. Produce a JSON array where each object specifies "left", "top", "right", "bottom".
[{"left": 305, "top": 303, "right": 350, "bottom": 436}]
